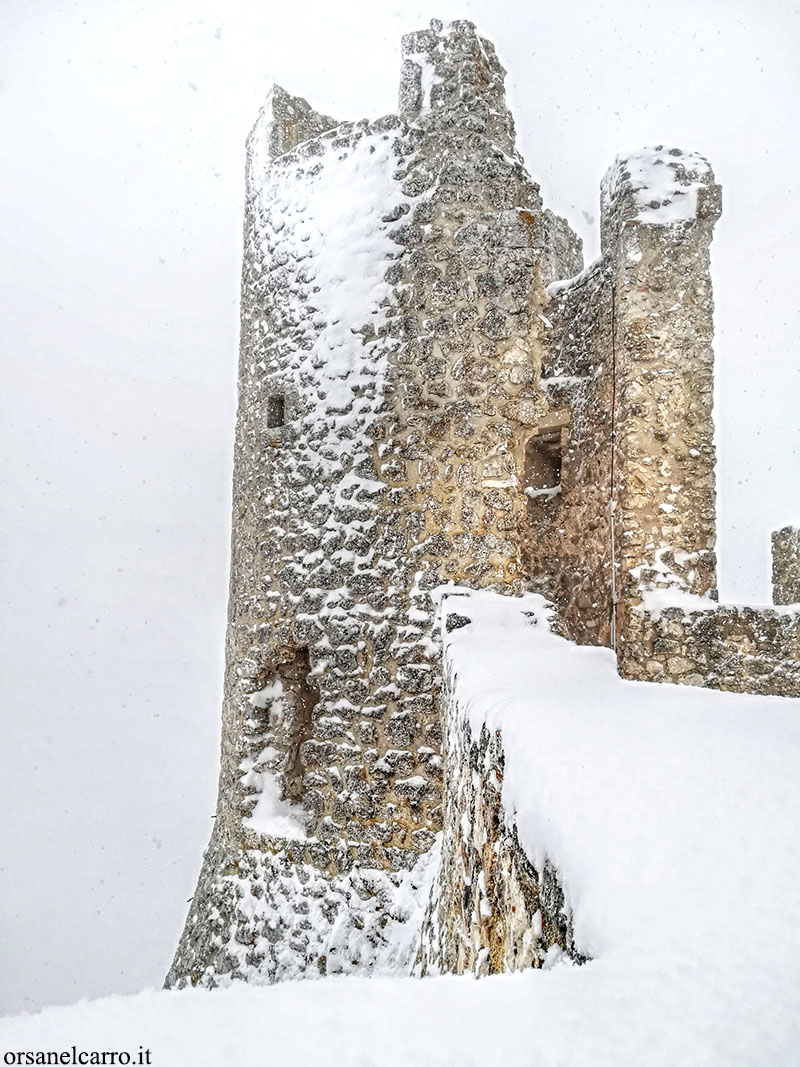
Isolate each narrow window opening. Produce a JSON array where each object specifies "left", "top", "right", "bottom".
[
  {"left": 280, "top": 648, "right": 317, "bottom": 803},
  {"left": 266, "top": 394, "right": 285, "bottom": 429},
  {"left": 525, "top": 428, "right": 564, "bottom": 501},
  {"left": 243, "top": 649, "right": 318, "bottom": 820}
]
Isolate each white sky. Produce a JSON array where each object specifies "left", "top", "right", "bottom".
[{"left": 1, "top": 0, "right": 798, "bottom": 1014}]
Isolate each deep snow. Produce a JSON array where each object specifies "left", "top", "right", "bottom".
[{"left": 4, "top": 591, "right": 798, "bottom": 1065}]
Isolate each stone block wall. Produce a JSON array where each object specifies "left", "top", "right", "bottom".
[
  {"left": 621, "top": 602, "right": 800, "bottom": 696},
  {"left": 166, "top": 838, "right": 437, "bottom": 989},
  {"left": 417, "top": 620, "right": 581, "bottom": 976},
  {"left": 541, "top": 145, "right": 800, "bottom": 696},
  {"left": 530, "top": 147, "right": 721, "bottom": 653},
  {"left": 526, "top": 260, "right": 615, "bottom": 645},
  {"left": 605, "top": 149, "right": 722, "bottom": 670},
  {"left": 600, "top": 153, "right": 800, "bottom": 694},
  {"left": 170, "top": 17, "right": 799, "bottom": 995},
  {"left": 168, "top": 19, "right": 585, "bottom": 988}
]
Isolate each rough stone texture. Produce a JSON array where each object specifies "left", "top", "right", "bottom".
[
  {"left": 168, "top": 18, "right": 584, "bottom": 988},
  {"left": 259, "top": 85, "right": 339, "bottom": 161},
  {"left": 621, "top": 604, "right": 800, "bottom": 696},
  {"left": 605, "top": 149, "right": 721, "bottom": 622},
  {"left": 169, "top": 840, "right": 439, "bottom": 990},
  {"left": 167, "top": 841, "right": 437, "bottom": 989},
  {"left": 526, "top": 261, "right": 614, "bottom": 645},
  {"left": 541, "top": 146, "right": 800, "bottom": 692},
  {"left": 169, "top": 20, "right": 800, "bottom": 992},
  {"left": 773, "top": 526, "right": 800, "bottom": 605},
  {"left": 417, "top": 640, "right": 582, "bottom": 976}
]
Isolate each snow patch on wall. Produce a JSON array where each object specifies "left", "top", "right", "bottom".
[
  {"left": 254, "top": 128, "right": 403, "bottom": 454},
  {"left": 602, "top": 146, "right": 713, "bottom": 225}
]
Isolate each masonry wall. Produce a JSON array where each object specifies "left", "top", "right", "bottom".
[
  {"left": 773, "top": 526, "right": 800, "bottom": 606},
  {"left": 417, "top": 614, "right": 581, "bottom": 976},
  {"left": 525, "top": 261, "right": 615, "bottom": 645},
  {"left": 168, "top": 18, "right": 584, "bottom": 988},
  {"left": 539, "top": 147, "right": 800, "bottom": 695},
  {"left": 169, "top": 18, "right": 799, "bottom": 994},
  {"left": 602, "top": 152, "right": 800, "bottom": 694},
  {"left": 621, "top": 603, "right": 800, "bottom": 696},
  {"left": 605, "top": 150, "right": 720, "bottom": 644}
]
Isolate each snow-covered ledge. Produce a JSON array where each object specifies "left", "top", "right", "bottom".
[
  {"left": 622, "top": 546, "right": 800, "bottom": 696},
  {"left": 416, "top": 586, "right": 800, "bottom": 1063},
  {"left": 417, "top": 589, "right": 582, "bottom": 976}
]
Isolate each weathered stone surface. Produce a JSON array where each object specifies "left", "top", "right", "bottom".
[
  {"left": 168, "top": 18, "right": 583, "bottom": 988},
  {"left": 168, "top": 20, "right": 798, "bottom": 994},
  {"left": 166, "top": 839, "right": 437, "bottom": 989},
  {"left": 620, "top": 601, "right": 800, "bottom": 696},
  {"left": 773, "top": 526, "right": 800, "bottom": 605},
  {"left": 606, "top": 148, "right": 721, "bottom": 616},
  {"left": 538, "top": 144, "right": 800, "bottom": 693},
  {"left": 416, "top": 649, "right": 582, "bottom": 976},
  {"left": 527, "top": 260, "right": 614, "bottom": 645}
]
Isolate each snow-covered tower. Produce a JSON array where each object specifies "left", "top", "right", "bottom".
[
  {"left": 168, "top": 18, "right": 800, "bottom": 991},
  {"left": 167, "top": 19, "right": 583, "bottom": 987}
]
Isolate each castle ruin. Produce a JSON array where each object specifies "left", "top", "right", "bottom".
[{"left": 167, "top": 19, "right": 800, "bottom": 989}]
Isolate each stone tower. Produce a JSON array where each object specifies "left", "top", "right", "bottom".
[
  {"left": 167, "top": 19, "right": 583, "bottom": 988},
  {"left": 168, "top": 18, "right": 799, "bottom": 990}
]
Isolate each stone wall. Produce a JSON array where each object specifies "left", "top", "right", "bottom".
[
  {"left": 417, "top": 606, "right": 581, "bottom": 976},
  {"left": 170, "top": 17, "right": 799, "bottom": 994},
  {"left": 525, "top": 260, "right": 615, "bottom": 645},
  {"left": 605, "top": 149, "right": 722, "bottom": 673},
  {"left": 168, "top": 18, "right": 584, "bottom": 988},
  {"left": 529, "top": 147, "right": 721, "bottom": 654},
  {"left": 540, "top": 146, "right": 800, "bottom": 695},
  {"left": 621, "top": 602, "right": 800, "bottom": 696},
  {"left": 599, "top": 152, "right": 800, "bottom": 694},
  {"left": 773, "top": 526, "right": 800, "bottom": 605},
  {"left": 166, "top": 840, "right": 437, "bottom": 989}
]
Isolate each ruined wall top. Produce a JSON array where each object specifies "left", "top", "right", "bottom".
[
  {"left": 600, "top": 146, "right": 722, "bottom": 255},
  {"left": 245, "top": 20, "right": 520, "bottom": 189},
  {"left": 398, "top": 19, "right": 517, "bottom": 154},
  {"left": 773, "top": 525, "right": 800, "bottom": 605},
  {"left": 246, "top": 85, "right": 340, "bottom": 177}
]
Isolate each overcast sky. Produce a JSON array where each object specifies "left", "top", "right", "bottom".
[{"left": 1, "top": 0, "right": 798, "bottom": 1015}]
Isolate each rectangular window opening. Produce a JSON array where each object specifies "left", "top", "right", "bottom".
[
  {"left": 525, "top": 427, "right": 565, "bottom": 500},
  {"left": 266, "top": 394, "right": 285, "bottom": 429}
]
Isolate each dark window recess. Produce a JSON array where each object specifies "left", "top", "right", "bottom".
[
  {"left": 280, "top": 648, "right": 318, "bottom": 803},
  {"left": 266, "top": 394, "right": 285, "bottom": 428},
  {"left": 525, "top": 429, "right": 564, "bottom": 493}
]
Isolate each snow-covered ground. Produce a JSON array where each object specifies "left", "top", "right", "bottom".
[{"left": 4, "top": 591, "right": 798, "bottom": 1065}]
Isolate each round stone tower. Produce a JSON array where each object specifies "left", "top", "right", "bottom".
[{"left": 167, "top": 18, "right": 583, "bottom": 988}]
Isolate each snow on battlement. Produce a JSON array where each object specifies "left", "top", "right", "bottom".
[{"left": 600, "top": 145, "right": 722, "bottom": 256}]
